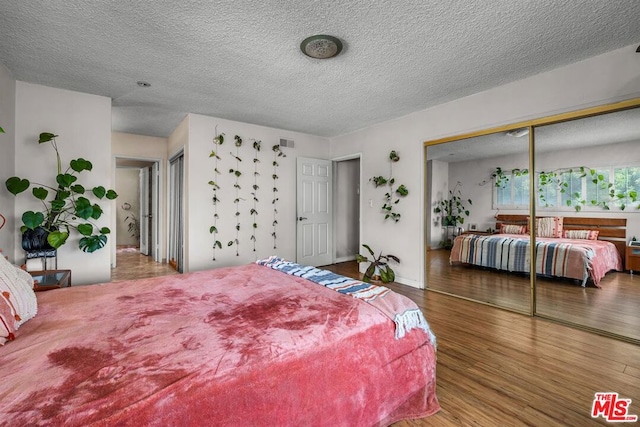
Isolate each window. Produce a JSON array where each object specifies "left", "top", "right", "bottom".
[
  {"left": 493, "top": 165, "right": 640, "bottom": 211},
  {"left": 585, "top": 169, "right": 611, "bottom": 207},
  {"left": 614, "top": 166, "right": 640, "bottom": 209},
  {"left": 494, "top": 170, "right": 529, "bottom": 208}
]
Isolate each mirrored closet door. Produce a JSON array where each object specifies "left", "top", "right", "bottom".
[
  {"left": 533, "top": 107, "right": 640, "bottom": 342},
  {"left": 425, "top": 98, "right": 640, "bottom": 345},
  {"left": 425, "top": 130, "right": 532, "bottom": 314}
]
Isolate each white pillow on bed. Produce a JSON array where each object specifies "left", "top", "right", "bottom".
[{"left": 0, "top": 254, "right": 37, "bottom": 344}]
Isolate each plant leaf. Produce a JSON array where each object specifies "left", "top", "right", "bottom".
[
  {"left": 39, "top": 132, "right": 58, "bottom": 143},
  {"left": 48, "top": 230, "right": 70, "bottom": 248},
  {"left": 5, "top": 177, "right": 30, "bottom": 195},
  {"left": 77, "top": 223, "right": 93, "bottom": 236},
  {"left": 79, "top": 234, "right": 107, "bottom": 253},
  {"left": 32, "top": 187, "right": 49, "bottom": 200},
  {"left": 22, "top": 211, "right": 45, "bottom": 230},
  {"left": 70, "top": 158, "right": 92, "bottom": 172}
]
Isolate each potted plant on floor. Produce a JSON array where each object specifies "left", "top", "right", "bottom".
[
  {"left": 5, "top": 132, "right": 118, "bottom": 253},
  {"left": 356, "top": 244, "right": 400, "bottom": 283}
]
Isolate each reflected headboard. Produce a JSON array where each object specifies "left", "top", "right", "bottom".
[{"left": 495, "top": 214, "right": 627, "bottom": 267}]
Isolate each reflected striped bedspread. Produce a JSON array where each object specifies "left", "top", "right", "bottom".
[{"left": 449, "top": 233, "right": 620, "bottom": 287}]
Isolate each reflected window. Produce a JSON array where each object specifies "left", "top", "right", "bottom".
[
  {"left": 494, "top": 170, "right": 529, "bottom": 208},
  {"left": 614, "top": 166, "right": 640, "bottom": 209}
]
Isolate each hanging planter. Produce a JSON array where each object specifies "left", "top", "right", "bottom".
[
  {"left": 271, "top": 144, "right": 286, "bottom": 249},
  {"left": 208, "top": 130, "right": 224, "bottom": 260},
  {"left": 250, "top": 140, "right": 261, "bottom": 252},
  {"left": 227, "top": 135, "right": 243, "bottom": 256}
]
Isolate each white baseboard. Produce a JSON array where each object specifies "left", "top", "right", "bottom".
[{"left": 395, "top": 276, "right": 424, "bottom": 289}]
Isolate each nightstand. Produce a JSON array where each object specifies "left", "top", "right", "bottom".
[
  {"left": 29, "top": 270, "right": 71, "bottom": 291},
  {"left": 626, "top": 246, "right": 640, "bottom": 275}
]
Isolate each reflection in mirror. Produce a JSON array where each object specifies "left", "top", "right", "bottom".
[
  {"left": 425, "top": 131, "right": 531, "bottom": 313},
  {"left": 533, "top": 107, "right": 640, "bottom": 342}
]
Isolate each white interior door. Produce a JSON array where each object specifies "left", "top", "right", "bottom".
[
  {"left": 151, "top": 162, "right": 160, "bottom": 262},
  {"left": 139, "top": 167, "right": 150, "bottom": 255},
  {"left": 296, "top": 157, "right": 333, "bottom": 266}
]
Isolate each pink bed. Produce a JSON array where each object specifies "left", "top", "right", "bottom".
[
  {"left": 450, "top": 233, "right": 622, "bottom": 287},
  {"left": 0, "top": 262, "right": 439, "bottom": 426}
]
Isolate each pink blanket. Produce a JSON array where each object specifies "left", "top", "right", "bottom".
[{"left": 0, "top": 263, "right": 439, "bottom": 426}]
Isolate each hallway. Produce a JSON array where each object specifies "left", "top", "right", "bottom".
[{"left": 111, "top": 248, "right": 179, "bottom": 282}]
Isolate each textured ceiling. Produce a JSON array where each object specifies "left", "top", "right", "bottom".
[{"left": 1, "top": 1, "right": 640, "bottom": 138}]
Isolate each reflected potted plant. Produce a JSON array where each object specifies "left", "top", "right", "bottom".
[
  {"left": 434, "top": 182, "right": 472, "bottom": 248},
  {"left": 5, "top": 132, "right": 118, "bottom": 253},
  {"left": 356, "top": 244, "right": 400, "bottom": 283}
]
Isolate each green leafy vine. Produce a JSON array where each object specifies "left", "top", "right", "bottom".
[
  {"left": 208, "top": 129, "right": 224, "bottom": 260},
  {"left": 491, "top": 166, "right": 637, "bottom": 211},
  {"left": 227, "top": 135, "right": 243, "bottom": 256},
  {"left": 250, "top": 139, "right": 261, "bottom": 252},
  {"left": 370, "top": 150, "right": 408, "bottom": 222},
  {"left": 272, "top": 144, "right": 286, "bottom": 248}
]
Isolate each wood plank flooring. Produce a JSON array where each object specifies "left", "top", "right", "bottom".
[
  {"left": 112, "top": 255, "right": 640, "bottom": 426},
  {"left": 111, "top": 248, "right": 178, "bottom": 282},
  {"left": 427, "top": 249, "right": 640, "bottom": 341},
  {"left": 323, "top": 261, "right": 640, "bottom": 427}
]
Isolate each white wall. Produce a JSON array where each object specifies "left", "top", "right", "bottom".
[
  {"left": 185, "top": 113, "right": 330, "bottom": 272},
  {"left": 13, "top": 82, "right": 112, "bottom": 285},
  {"left": 329, "top": 43, "right": 640, "bottom": 288},
  {"left": 0, "top": 65, "right": 16, "bottom": 258},
  {"left": 334, "top": 158, "right": 360, "bottom": 261}
]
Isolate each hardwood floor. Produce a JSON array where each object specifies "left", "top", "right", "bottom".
[
  {"left": 112, "top": 255, "right": 640, "bottom": 426},
  {"left": 111, "top": 248, "right": 178, "bottom": 282},
  {"left": 427, "top": 249, "right": 640, "bottom": 341},
  {"left": 323, "top": 261, "right": 640, "bottom": 427}
]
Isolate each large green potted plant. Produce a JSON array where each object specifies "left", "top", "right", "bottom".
[
  {"left": 5, "top": 132, "right": 118, "bottom": 253},
  {"left": 356, "top": 244, "right": 400, "bottom": 283},
  {"left": 434, "top": 182, "right": 471, "bottom": 227}
]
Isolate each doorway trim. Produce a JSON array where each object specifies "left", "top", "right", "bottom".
[
  {"left": 331, "top": 153, "right": 362, "bottom": 265},
  {"left": 112, "top": 155, "right": 163, "bottom": 268}
]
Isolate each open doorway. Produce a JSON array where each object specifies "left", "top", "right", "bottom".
[
  {"left": 115, "top": 157, "right": 161, "bottom": 265},
  {"left": 333, "top": 155, "right": 361, "bottom": 263}
]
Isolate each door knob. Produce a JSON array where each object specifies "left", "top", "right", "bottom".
[{"left": 298, "top": 217, "right": 308, "bottom": 221}]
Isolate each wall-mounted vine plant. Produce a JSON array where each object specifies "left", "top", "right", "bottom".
[
  {"left": 250, "top": 139, "right": 261, "bottom": 252},
  {"left": 370, "top": 150, "right": 408, "bottom": 222},
  {"left": 228, "top": 135, "right": 243, "bottom": 256},
  {"left": 271, "top": 144, "right": 286, "bottom": 249},
  {"left": 208, "top": 130, "right": 224, "bottom": 260},
  {"left": 491, "top": 166, "right": 636, "bottom": 211}
]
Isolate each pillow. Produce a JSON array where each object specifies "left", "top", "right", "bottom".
[
  {"left": 536, "top": 216, "right": 563, "bottom": 238},
  {"left": 0, "top": 254, "right": 37, "bottom": 344},
  {"left": 500, "top": 224, "right": 527, "bottom": 235},
  {"left": 0, "top": 291, "right": 17, "bottom": 344},
  {"left": 563, "top": 229, "right": 599, "bottom": 240}
]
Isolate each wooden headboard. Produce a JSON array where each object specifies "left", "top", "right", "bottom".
[{"left": 495, "top": 214, "right": 627, "bottom": 266}]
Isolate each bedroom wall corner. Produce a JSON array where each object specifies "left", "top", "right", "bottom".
[
  {"left": 185, "top": 113, "right": 330, "bottom": 272},
  {"left": 0, "top": 64, "right": 16, "bottom": 259},
  {"left": 14, "top": 82, "right": 112, "bottom": 285}
]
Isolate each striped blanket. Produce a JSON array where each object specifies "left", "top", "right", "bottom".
[
  {"left": 450, "top": 234, "right": 596, "bottom": 286},
  {"left": 257, "top": 256, "right": 435, "bottom": 344}
]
